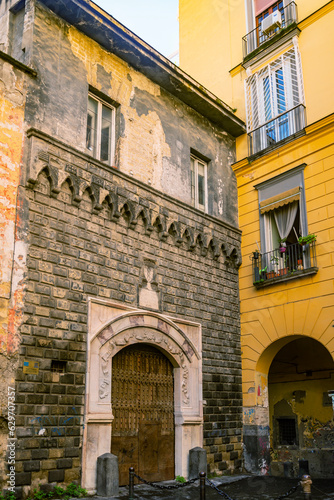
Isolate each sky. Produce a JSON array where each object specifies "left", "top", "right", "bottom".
[{"left": 92, "top": 0, "right": 179, "bottom": 61}]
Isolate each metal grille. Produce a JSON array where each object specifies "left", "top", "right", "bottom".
[
  {"left": 245, "top": 45, "right": 304, "bottom": 136},
  {"left": 278, "top": 418, "right": 297, "bottom": 445}
]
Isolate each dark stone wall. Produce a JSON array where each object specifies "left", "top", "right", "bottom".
[
  {"left": 4, "top": 0, "right": 243, "bottom": 491},
  {"left": 22, "top": 2, "right": 239, "bottom": 227},
  {"left": 13, "top": 130, "right": 242, "bottom": 488}
]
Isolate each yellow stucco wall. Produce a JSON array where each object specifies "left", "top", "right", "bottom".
[
  {"left": 179, "top": 1, "right": 334, "bottom": 142},
  {"left": 179, "top": 0, "right": 334, "bottom": 475},
  {"left": 234, "top": 115, "right": 334, "bottom": 412}
]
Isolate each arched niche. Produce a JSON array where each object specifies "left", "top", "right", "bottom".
[
  {"left": 82, "top": 304, "right": 203, "bottom": 492},
  {"left": 244, "top": 335, "right": 334, "bottom": 477}
]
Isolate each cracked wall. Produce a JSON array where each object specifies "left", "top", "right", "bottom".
[{"left": 0, "top": 57, "right": 27, "bottom": 488}]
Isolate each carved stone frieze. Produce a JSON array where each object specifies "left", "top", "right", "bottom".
[{"left": 26, "top": 131, "right": 241, "bottom": 267}]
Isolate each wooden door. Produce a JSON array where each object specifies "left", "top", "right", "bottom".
[{"left": 111, "top": 344, "right": 174, "bottom": 485}]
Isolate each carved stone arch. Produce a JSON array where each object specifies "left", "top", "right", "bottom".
[
  {"left": 224, "top": 245, "right": 241, "bottom": 268},
  {"left": 168, "top": 220, "right": 183, "bottom": 247},
  {"left": 220, "top": 241, "right": 229, "bottom": 262},
  {"left": 83, "top": 305, "right": 203, "bottom": 492},
  {"left": 153, "top": 214, "right": 168, "bottom": 241},
  {"left": 120, "top": 199, "right": 137, "bottom": 228},
  {"left": 80, "top": 185, "right": 95, "bottom": 213},
  {"left": 135, "top": 206, "right": 154, "bottom": 234},
  {"left": 60, "top": 174, "right": 81, "bottom": 205},
  {"left": 33, "top": 164, "right": 60, "bottom": 197},
  {"left": 90, "top": 183, "right": 103, "bottom": 213},
  {"left": 196, "top": 232, "right": 208, "bottom": 256},
  {"left": 230, "top": 246, "right": 242, "bottom": 267},
  {"left": 182, "top": 227, "right": 196, "bottom": 251},
  {"left": 208, "top": 237, "right": 221, "bottom": 260},
  {"left": 102, "top": 191, "right": 121, "bottom": 221}
]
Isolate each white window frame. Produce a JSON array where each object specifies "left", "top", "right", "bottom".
[
  {"left": 86, "top": 93, "right": 116, "bottom": 165},
  {"left": 190, "top": 155, "right": 208, "bottom": 212},
  {"left": 245, "top": 44, "right": 304, "bottom": 132},
  {"left": 245, "top": 45, "right": 305, "bottom": 154}
]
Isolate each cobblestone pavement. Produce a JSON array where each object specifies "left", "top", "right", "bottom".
[{"left": 85, "top": 475, "right": 334, "bottom": 500}]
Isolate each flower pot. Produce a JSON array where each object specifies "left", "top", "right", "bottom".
[
  {"left": 278, "top": 267, "right": 288, "bottom": 276},
  {"left": 266, "top": 271, "right": 276, "bottom": 279}
]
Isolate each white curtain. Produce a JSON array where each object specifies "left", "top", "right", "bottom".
[{"left": 273, "top": 201, "right": 298, "bottom": 241}]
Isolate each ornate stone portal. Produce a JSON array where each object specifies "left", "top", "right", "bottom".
[{"left": 82, "top": 299, "right": 203, "bottom": 492}]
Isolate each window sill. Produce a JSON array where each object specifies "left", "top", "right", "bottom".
[
  {"left": 243, "top": 24, "right": 299, "bottom": 67},
  {"left": 254, "top": 267, "right": 318, "bottom": 288}
]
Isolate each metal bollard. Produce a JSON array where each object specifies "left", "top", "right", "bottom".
[
  {"left": 199, "top": 471, "right": 206, "bottom": 500},
  {"left": 129, "top": 467, "right": 134, "bottom": 500},
  {"left": 300, "top": 474, "right": 312, "bottom": 500}
]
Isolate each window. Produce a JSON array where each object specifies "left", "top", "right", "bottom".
[
  {"left": 245, "top": 46, "right": 305, "bottom": 155},
  {"left": 276, "top": 418, "right": 297, "bottom": 446},
  {"left": 243, "top": 0, "right": 297, "bottom": 57},
  {"left": 86, "top": 94, "right": 115, "bottom": 164},
  {"left": 255, "top": 167, "right": 313, "bottom": 274},
  {"left": 190, "top": 156, "right": 207, "bottom": 211},
  {"left": 256, "top": 1, "right": 285, "bottom": 45}
]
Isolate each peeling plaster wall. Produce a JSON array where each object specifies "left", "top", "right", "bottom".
[
  {"left": 0, "top": 0, "right": 244, "bottom": 492},
  {"left": 23, "top": 2, "right": 238, "bottom": 227},
  {"left": 0, "top": 58, "right": 27, "bottom": 487},
  {"left": 269, "top": 377, "right": 334, "bottom": 477}
]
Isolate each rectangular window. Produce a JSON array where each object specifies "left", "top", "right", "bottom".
[
  {"left": 277, "top": 418, "right": 297, "bottom": 446},
  {"left": 190, "top": 156, "right": 207, "bottom": 211},
  {"left": 245, "top": 46, "right": 305, "bottom": 155},
  {"left": 86, "top": 94, "right": 115, "bottom": 164},
  {"left": 256, "top": 167, "right": 313, "bottom": 274},
  {"left": 256, "top": 1, "right": 285, "bottom": 44}
]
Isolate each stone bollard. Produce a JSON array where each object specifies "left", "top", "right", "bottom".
[
  {"left": 96, "top": 453, "right": 119, "bottom": 497},
  {"left": 189, "top": 447, "right": 207, "bottom": 480},
  {"left": 300, "top": 474, "right": 312, "bottom": 500}
]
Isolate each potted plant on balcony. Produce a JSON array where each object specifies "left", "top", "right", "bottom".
[
  {"left": 298, "top": 234, "right": 317, "bottom": 246},
  {"left": 267, "top": 255, "right": 279, "bottom": 279},
  {"left": 253, "top": 250, "right": 260, "bottom": 260},
  {"left": 279, "top": 238, "right": 287, "bottom": 253}
]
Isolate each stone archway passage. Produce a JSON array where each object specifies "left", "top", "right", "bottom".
[{"left": 111, "top": 344, "right": 175, "bottom": 485}]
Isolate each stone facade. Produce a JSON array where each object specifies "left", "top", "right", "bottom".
[{"left": 0, "top": 0, "right": 245, "bottom": 493}]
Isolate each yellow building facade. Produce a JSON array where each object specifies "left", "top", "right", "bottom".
[{"left": 180, "top": 0, "right": 334, "bottom": 477}]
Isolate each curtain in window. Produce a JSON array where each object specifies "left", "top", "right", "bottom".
[{"left": 273, "top": 201, "right": 298, "bottom": 241}]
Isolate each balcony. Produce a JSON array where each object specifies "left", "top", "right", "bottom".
[
  {"left": 242, "top": 2, "right": 298, "bottom": 59},
  {"left": 248, "top": 104, "right": 306, "bottom": 156},
  {"left": 252, "top": 241, "right": 318, "bottom": 288}
]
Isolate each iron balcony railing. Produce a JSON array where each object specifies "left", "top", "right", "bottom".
[
  {"left": 252, "top": 240, "right": 317, "bottom": 287},
  {"left": 242, "top": 2, "right": 298, "bottom": 58},
  {"left": 248, "top": 104, "right": 306, "bottom": 156}
]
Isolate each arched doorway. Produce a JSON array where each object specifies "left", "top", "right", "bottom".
[
  {"left": 111, "top": 344, "right": 175, "bottom": 485},
  {"left": 82, "top": 306, "right": 203, "bottom": 492},
  {"left": 268, "top": 337, "right": 334, "bottom": 477}
]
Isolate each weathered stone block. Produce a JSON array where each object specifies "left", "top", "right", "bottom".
[
  {"left": 48, "top": 469, "right": 65, "bottom": 482},
  {"left": 15, "top": 473, "right": 32, "bottom": 486},
  {"left": 96, "top": 453, "right": 119, "bottom": 497},
  {"left": 189, "top": 447, "right": 207, "bottom": 480}
]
